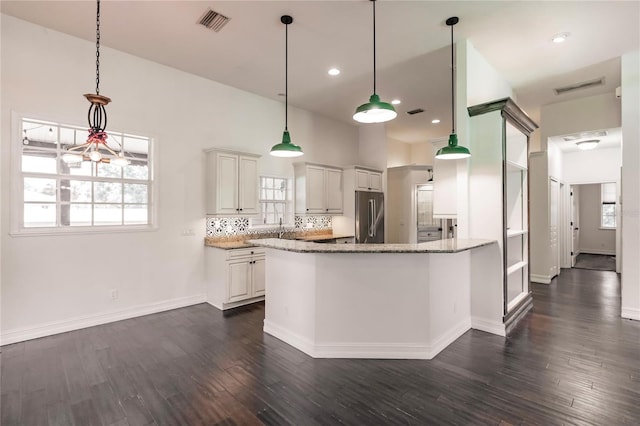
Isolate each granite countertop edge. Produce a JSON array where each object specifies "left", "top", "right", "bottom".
[{"left": 247, "top": 238, "right": 496, "bottom": 254}]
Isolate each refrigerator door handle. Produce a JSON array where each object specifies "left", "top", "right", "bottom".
[{"left": 368, "top": 199, "right": 375, "bottom": 238}]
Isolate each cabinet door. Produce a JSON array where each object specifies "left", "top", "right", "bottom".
[
  {"left": 325, "top": 168, "right": 343, "bottom": 213},
  {"left": 216, "top": 153, "right": 239, "bottom": 215},
  {"left": 355, "top": 169, "right": 370, "bottom": 191},
  {"left": 238, "top": 156, "right": 259, "bottom": 214},
  {"left": 306, "top": 165, "right": 326, "bottom": 213},
  {"left": 369, "top": 172, "right": 382, "bottom": 191},
  {"left": 227, "top": 260, "right": 251, "bottom": 302},
  {"left": 252, "top": 258, "right": 266, "bottom": 297}
]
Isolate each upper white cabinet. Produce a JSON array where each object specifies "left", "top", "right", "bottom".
[
  {"left": 355, "top": 168, "right": 383, "bottom": 192},
  {"left": 206, "top": 149, "right": 260, "bottom": 215},
  {"left": 431, "top": 137, "right": 458, "bottom": 219},
  {"left": 294, "top": 163, "right": 343, "bottom": 214}
]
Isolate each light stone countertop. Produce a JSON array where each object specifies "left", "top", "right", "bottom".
[{"left": 247, "top": 238, "right": 496, "bottom": 254}]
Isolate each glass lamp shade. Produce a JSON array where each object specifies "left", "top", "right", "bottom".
[
  {"left": 576, "top": 140, "right": 599, "bottom": 150},
  {"left": 353, "top": 94, "right": 397, "bottom": 124},
  {"left": 435, "top": 133, "right": 471, "bottom": 160},
  {"left": 89, "top": 150, "right": 102, "bottom": 162},
  {"left": 62, "top": 153, "right": 83, "bottom": 164},
  {"left": 111, "top": 153, "right": 130, "bottom": 167},
  {"left": 270, "top": 130, "right": 303, "bottom": 157}
]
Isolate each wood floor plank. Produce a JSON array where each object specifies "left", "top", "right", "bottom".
[{"left": 1, "top": 268, "right": 639, "bottom": 425}]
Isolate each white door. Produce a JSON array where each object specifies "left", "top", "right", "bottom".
[
  {"left": 571, "top": 186, "right": 580, "bottom": 267},
  {"left": 216, "top": 153, "right": 239, "bottom": 215},
  {"left": 306, "top": 166, "right": 326, "bottom": 213},
  {"left": 325, "top": 168, "right": 343, "bottom": 213},
  {"left": 549, "top": 179, "right": 559, "bottom": 278},
  {"left": 252, "top": 258, "right": 266, "bottom": 297},
  {"left": 369, "top": 172, "right": 383, "bottom": 191},
  {"left": 227, "top": 260, "right": 251, "bottom": 302},
  {"left": 355, "top": 169, "right": 370, "bottom": 191},
  {"left": 238, "top": 156, "right": 259, "bottom": 214}
]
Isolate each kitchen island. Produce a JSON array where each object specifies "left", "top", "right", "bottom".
[{"left": 248, "top": 238, "right": 503, "bottom": 360}]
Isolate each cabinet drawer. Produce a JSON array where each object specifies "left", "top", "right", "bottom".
[{"left": 227, "top": 247, "right": 265, "bottom": 260}]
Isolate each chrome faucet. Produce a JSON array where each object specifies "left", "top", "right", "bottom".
[{"left": 278, "top": 217, "right": 285, "bottom": 239}]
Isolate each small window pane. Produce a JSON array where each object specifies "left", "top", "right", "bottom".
[
  {"left": 124, "top": 184, "right": 147, "bottom": 204},
  {"left": 94, "top": 204, "right": 122, "bottom": 226},
  {"left": 65, "top": 160, "right": 94, "bottom": 177},
  {"left": 123, "top": 136, "right": 149, "bottom": 155},
  {"left": 97, "top": 162, "right": 122, "bottom": 178},
  {"left": 124, "top": 163, "right": 149, "bottom": 180},
  {"left": 24, "top": 177, "right": 56, "bottom": 202},
  {"left": 69, "top": 204, "right": 92, "bottom": 226},
  {"left": 24, "top": 203, "right": 56, "bottom": 227},
  {"left": 124, "top": 204, "right": 148, "bottom": 225},
  {"left": 22, "top": 153, "right": 57, "bottom": 174},
  {"left": 69, "top": 180, "right": 92, "bottom": 202},
  {"left": 94, "top": 182, "right": 122, "bottom": 203}
]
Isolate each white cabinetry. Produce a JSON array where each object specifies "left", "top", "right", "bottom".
[
  {"left": 207, "top": 247, "right": 265, "bottom": 310},
  {"left": 205, "top": 149, "right": 259, "bottom": 215},
  {"left": 468, "top": 97, "right": 537, "bottom": 334},
  {"left": 355, "top": 168, "right": 382, "bottom": 191},
  {"left": 294, "top": 163, "right": 343, "bottom": 214}
]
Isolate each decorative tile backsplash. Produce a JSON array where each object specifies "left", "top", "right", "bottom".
[{"left": 206, "top": 215, "right": 332, "bottom": 237}]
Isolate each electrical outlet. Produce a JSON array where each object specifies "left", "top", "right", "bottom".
[{"left": 110, "top": 289, "right": 118, "bottom": 300}]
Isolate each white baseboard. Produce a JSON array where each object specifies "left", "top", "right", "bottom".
[
  {"left": 580, "top": 249, "right": 616, "bottom": 256},
  {"left": 264, "top": 319, "right": 471, "bottom": 360},
  {"left": 531, "top": 274, "right": 552, "bottom": 284},
  {"left": 1, "top": 294, "right": 207, "bottom": 346},
  {"left": 207, "top": 296, "right": 265, "bottom": 312},
  {"left": 621, "top": 307, "right": 640, "bottom": 321},
  {"left": 471, "top": 316, "right": 506, "bottom": 337}
]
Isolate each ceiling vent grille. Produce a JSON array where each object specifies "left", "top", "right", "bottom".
[
  {"left": 554, "top": 77, "right": 604, "bottom": 95},
  {"left": 406, "top": 108, "right": 424, "bottom": 115},
  {"left": 198, "top": 9, "right": 230, "bottom": 32}
]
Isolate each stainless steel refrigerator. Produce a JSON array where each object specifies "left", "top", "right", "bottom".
[{"left": 355, "top": 191, "right": 384, "bottom": 244}]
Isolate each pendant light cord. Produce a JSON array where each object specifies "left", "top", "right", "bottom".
[
  {"left": 372, "top": 0, "right": 377, "bottom": 94},
  {"left": 285, "top": 19, "right": 288, "bottom": 131},
  {"left": 95, "top": 0, "right": 101, "bottom": 95},
  {"left": 450, "top": 21, "right": 455, "bottom": 134}
]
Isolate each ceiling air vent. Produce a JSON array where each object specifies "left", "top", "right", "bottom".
[
  {"left": 406, "top": 108, "right": 424, "bottom": 115},
  {"left": 198, "top": 9, "right": 231, "bottom": 32},
  {"left": 554, "top": 77, "right": 604, "bottom": 95}
]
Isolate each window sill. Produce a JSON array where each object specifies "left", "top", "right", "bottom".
[
  {"left": 599, "top": 227, "right": 616, "bottom": 231},
  {"left": 10, "top": 224, "right": 158, "bottom": 237}
]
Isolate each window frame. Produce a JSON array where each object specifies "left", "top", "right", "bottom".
[
  {"left": 10, "top": 112, "right": 157, "bottom": 236},
  {"left": 600, "top": 182, "right": 616, "bottom": 230},
  {"left": 257, "top": 175, "right": 288, "bottom": 226}
]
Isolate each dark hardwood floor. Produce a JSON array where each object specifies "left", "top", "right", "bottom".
[{"left": 2, "top": 268, "right": 639, "bottom": 425}]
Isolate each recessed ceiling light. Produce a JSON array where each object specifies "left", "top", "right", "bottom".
[
  {"left": 391, "top": 99, "right": 401, "bottom": 105},
  {"left": 576, "top": 140, "right": 599, "bottom": 150},
  {"left": 431, "top": 119, "right": 440, "bottom": 124},
  {"left": 328, "top": 68, "right": 340, "bottom": 76},
  {"left": 551, "top": 32, "right": 570, "bottom": 43}
]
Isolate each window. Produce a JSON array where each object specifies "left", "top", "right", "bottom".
[
  {"left": 16, "top": 117, "right": 153, "bottom": 232},
  {"left": 601, "top": 182, "right": 616, "bottom": 229},
  {"left": 259, "top": 176, "right": 287, "bottom": 225}
]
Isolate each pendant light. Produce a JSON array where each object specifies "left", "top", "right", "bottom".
[
  {"left": 270, "top": 15, "right": 303, "bottom": 158},
  {"left": 62, "top": 0, "right": 128, "bottom": 166},
  {"left": 353, "top": 0, "right": 397, "bottom": 124},
  {"left": 435, "top": 17, "right": 471, "bottom": 160}
]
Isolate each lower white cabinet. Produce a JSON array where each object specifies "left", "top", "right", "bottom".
[{"left": 206, "top": 247, "right": 265, "bottom": 310}]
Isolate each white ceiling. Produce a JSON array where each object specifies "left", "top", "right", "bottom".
[
  {"left": 549, "top": 127, "right": 622, "bottom": 153},
  {"left": 2, "top": 1, "right": 638, "bottom": 143}
]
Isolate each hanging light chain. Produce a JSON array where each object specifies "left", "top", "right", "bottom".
[
  {"left": 450, "top": 20, "right": 455, "bottom": 134},
  {"left": 372, "top": 0, "right": 377, "bottom": 94},
  {"left": 285, "top": 19, "right": 288, "bottom": 130},
  {"left": 95, "top": 0, "right": 101, "bottom": 94}
]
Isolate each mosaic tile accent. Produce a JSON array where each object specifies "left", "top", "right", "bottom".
[{"left": 206, "top": 215, "right": 332, "bottom": 237}]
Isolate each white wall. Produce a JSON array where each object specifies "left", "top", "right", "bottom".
[
  {"left": 1, "top": 15, "right": 359, "bottom": 343},
  {"left": 621, "top": 50, "right": 640, "bottom": 320},
  {"left": 578, "top": 184, "right": 615, "bottom": 254},
  {"left": 387, "top": 137, "right": 411, "bottom": 167},
  {"left": 410, "top": 142, "right": 433, "bottom": 165},
  {"left": 562, "top": 147, "right": 621, "bottom": 183}
]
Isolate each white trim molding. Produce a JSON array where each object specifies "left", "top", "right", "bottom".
[
  {"left": 621, "top": 307, "right": 640, "bottom": 321},
  {"left": 471, "top": 317, "right": 506, "bottom": 337},
  {"left": 531, "top": 274, "right": 552, "bottom": 284},
  {"left": 1, "top": 294, "right": 206, "bottom": 346},
  {"left": 580, "top": 249, "right": 616, "bottom": 256},
  {"left": 264, "top": 319, "right": 471, "bottom": 360}
]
